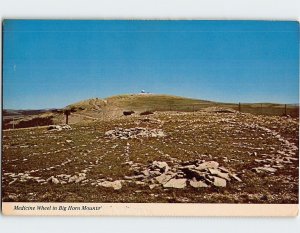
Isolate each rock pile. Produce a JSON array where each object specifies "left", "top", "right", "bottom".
[
  {"left": 48, "top": 124, "right": 72, "bottom": 131},
  {"left": 125, "top": 160, "right": 242, "bottom": 189},
  {"left": 105, "top": 127, "right": 166, "bottom": 139}
]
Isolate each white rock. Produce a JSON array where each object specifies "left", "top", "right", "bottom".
[
  {"left": 196, "top": 161, "right": 219, "bottom": 170},
  {"left": 155, "top": 174, "right": 174, "bottom": 184},
  {"left": 163, "top": 178, "right": 187, "bottom": 189},
  {"left": 149, "top": 184, "right": 159, "bottom": 189},
  {"left": 213, "top": 177, "right": 226, "bottom": 187},
  {"left": 99, "top": 180, "right": 122, "bottom": 190},
  {"left": 49, "top": 176, "right": 60, "bottom": 184},
  {"left": 190, "top": 180, "right": 208, "bottom": 188},
  {"left": 152, "top": 161, "right": 169, "bottom": 172},
  {"left": 208, "top": 168, "right": 231, "bottom": 181},
  {"left": 229, "top": 173, "right": 242, "bottom": 182},
  {"left": 254, "top": 167, "right": 277, "bottom": 173}
]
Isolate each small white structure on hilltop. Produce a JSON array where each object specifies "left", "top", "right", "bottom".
[{"left": 139, "top": 90, "right": 152, "bottom": 95}]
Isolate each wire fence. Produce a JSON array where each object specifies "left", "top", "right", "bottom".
[{"left": 120, "top": 102, "right": 299, "bottom": 118}]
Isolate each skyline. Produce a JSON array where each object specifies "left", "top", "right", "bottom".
[{"left": 3, "top": 20, "right": 299, "bottom": 109}]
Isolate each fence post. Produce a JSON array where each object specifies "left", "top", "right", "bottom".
[
  {"left": 238, "top": 102, "right": 241, "bottom": 112},
  {"left": 64, "top": 110, "right": 70, "bottom": 124},
  {"left": 284, "top": 104, "right": 287, "bottom": 116}
]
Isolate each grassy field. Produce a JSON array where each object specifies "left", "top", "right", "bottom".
[{"left": 2, "top": 109, "right": 298, "bottom": 203}]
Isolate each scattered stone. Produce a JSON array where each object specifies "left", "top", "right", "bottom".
[
  {"left": 48, "top": 125, "right": 72, "bottom": 131},
  {"left": 105, "top": 127, "right": 166, "bottom": 140},
  {"left": 8, "top": 194, "right": 19, "bottom": 201},
  {"left": 68, "top": 173, "right": 86, "bottom": 183},
  {"left": 253, "top": 167, "right": 277, "bottom": 173}
]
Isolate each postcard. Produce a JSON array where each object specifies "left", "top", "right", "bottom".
[{"left": 1, "top": 20, "right": 299, "bottom": 216}]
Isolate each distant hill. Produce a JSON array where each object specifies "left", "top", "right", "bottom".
[{"left": 2, "top": 109, "right": 50, "bottom": 117}]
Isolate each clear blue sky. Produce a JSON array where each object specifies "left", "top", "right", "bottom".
[{"left": 3, "top": 20, "right": 299, "bottom": 109}]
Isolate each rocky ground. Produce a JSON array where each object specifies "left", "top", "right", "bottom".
[{"left": 1, "top": 109, "right": 299, "bottom": 203}]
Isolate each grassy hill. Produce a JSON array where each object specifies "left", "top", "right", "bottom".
[
  {"left": 67, "top": 93, "right": 299, "bottom": 117},
  {"left": 67, "top": 94, "right": 214, "bottom": 112}
]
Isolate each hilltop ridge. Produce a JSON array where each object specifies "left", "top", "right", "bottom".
[{"left": 66, "top": 93, "right": 213, "bottom": 112}]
